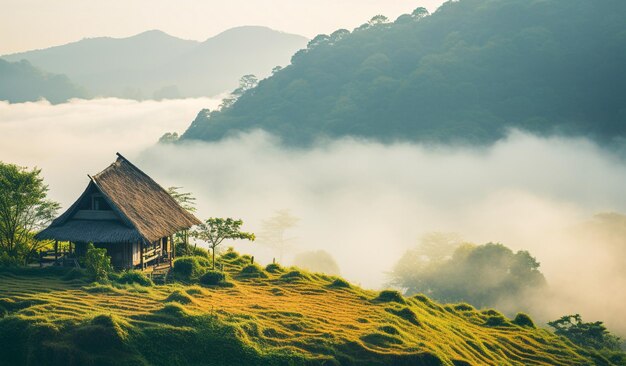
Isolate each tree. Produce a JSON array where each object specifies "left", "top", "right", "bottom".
[
  {"left": 167, "top": 186, "right": 197, "bottom": 256},
  {"left": 84, "top": 243, "right": 112, "bottom": 282},
  {"left": 0, "top": 162, "right": 59, "bottom": 264},
  {"left": 191, "top": 218, "right": 255, "bottom": 269},
  {"left": 411, "top": 7, "right": 429, "bottom": 20},
  {"left": 256, "top": 209, "right": 298, "bottom": 262},
  {"left": 307, "top": 34, "right": 330, "bottom": 49},
  {"left": 167, "top": 186, "right": 197, "bottom": 213},
  {"left": 548, "top": 314, "right": 622, "bottom": 351},
  {"left": 159, "top": 132, "right": 179, "bottom": 144},
  {"left": 369, "top": 15, "right": 389, "bottom": 26},
  {"left": 220, "top": 74, "right": 258, "bottom": 109},
  {"left": 390, "top": 242, "right": 546, "bottom": 309},
  {"left": 293, "top": 250, "right": 340, "bottom": 275}
]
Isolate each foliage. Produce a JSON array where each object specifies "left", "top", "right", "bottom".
[
  {"left": 159, "top": 132, "right": 180, "bottom": 144},
  {"left": 172, "top": 256, "right": 211, "bottom": 281},
  {"left": 239, "top": 264, "right": 268, "bottom": 279},
  {"left": 175, "top": 240, "right": 210, "bottom": 258},
  {"left": 83, "top": 243, "right": 112, "bottom": 282},
  {"left": 375, "top": 290, "right": 405, "bottom": 304},
  {"left": 256, "top": 209, "right": 299, "bottom": 262},
  {"left": 548, "top": 314, "right": 622, "bottom": 351},
  {"left": 390, "top": 242, "right": 546, "bottom": 309},
  {"left": 512, "top": 312, "right": 535, "bottom": 328},
  {"left": 293, "top": 249, "right": 340, "bottom": 276},
  {"left": 117, "top": 270, "right": 153, "bottom": 286},
  {"left": 0, "top": 59, "right": 87, "bottom": 104},
  {"left": 0, "top": 162, "right": 59, "bottom": 265},
  {"left": 264, "top": 263, "right": 283, "bottom": 273},
  {"left": 182, "top": 0, "right": 626, "bottom": 146},
  {"left": 219, "top": 74, "right": 259, "bottom": 109},
  {"left": 329, "top": 278, "right": 350, "bottom": 288},
  {"left": 191, "top": 218, "right": 255, "bottom": 269},
  {"left": 199, "top": 270, "right": 226, "bottom": 286},
  {"left": 167, "top": 186, "right": 197, "bottom": 213}
]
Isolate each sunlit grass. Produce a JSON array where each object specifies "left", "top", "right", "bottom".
[{"left": 0, "top": 252, "right": 604, "bottom": 365}]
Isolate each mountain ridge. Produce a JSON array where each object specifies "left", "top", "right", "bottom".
[{"left": 2, "top": 26, "right": 308, "bottom": 100}]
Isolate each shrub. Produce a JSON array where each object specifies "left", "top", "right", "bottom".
[
  {"left": 172, "top": 256, "right": 210, "bottom": 281},
  {"left": 485, "top": 314, "right": 511, "bottom": 327},
  {"left": 0, "top": 252, "right": 21, "bottom": 267},
  {"left": 165, "top": 290, "right": 194, "bottom": 304},
  {"left": 265, "top": 263, "right": 283, "bottom": 273},
  {"left": 512, "top": 312, "right": 535, "bottom": 328},
  {"left": 175, "top": 242, "right": 210, "bottom": 258},
  {"left": 454, "top": 303, "right": 475, "bottom": 312},
  {"left": 117, "top": 270, "right": 153, "bottom": 286},
  {"left": 84, "top": 243, "right": 112, "bottom": 282},
  {"left": 375, "top": 290, "right": 406, "bottom": 304},
  {"left": 280, "top": 270, "right": 310, "bottom": 281},
  {"left": 329, "top": 278, "right": 351, "bottom": 288},
  {"left": 239, "top": 264, "right": 268, "bottom": 278},
  {"left": 221, "top": 248, "right": 240, "bottom": 260},
  {"left": 200, "top": 270, "right": 226, "bottom": 285},
  {"left": 62, "top": 268, "right": 86, "bottom": 281}
]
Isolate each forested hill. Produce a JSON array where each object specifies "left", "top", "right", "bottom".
[
  {"left": 182, "top": 0, "right": 626, "bottom": 145},
  {"left": 0, "top": 59, "right": 87, "bottom": 104}
]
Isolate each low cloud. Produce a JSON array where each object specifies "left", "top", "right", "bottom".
[{"left": 1, "top": 98, "right": 625, "bottom": 334}]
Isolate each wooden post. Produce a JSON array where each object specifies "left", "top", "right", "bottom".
[
  {"left": 140, "top": 241, "right": 144, "bottom": 270},
  {"left": 54, "top": 240, "right": 58, "bottom": 261},
  {"left": 169, "top": 235, "right": 174, "bottom": 268}
]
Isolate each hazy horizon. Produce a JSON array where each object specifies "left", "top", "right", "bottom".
[{"left": 0, "top": 0, "right": 445, "bottom": 55}]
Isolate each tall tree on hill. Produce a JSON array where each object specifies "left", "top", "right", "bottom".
[
  {"left": 0, "top": 162, "right": 59, "bottom": 265},
  {"left": 192, "top": 218, "right": 255, "bottom": 269}
]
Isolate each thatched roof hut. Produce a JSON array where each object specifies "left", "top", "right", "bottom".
[{"left": 37, "top": 153, "right": 201, "bottom": 268}]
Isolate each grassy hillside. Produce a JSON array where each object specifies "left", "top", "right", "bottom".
[
  {"left": 182, "top": 0, "right": 626, "bottom": 145},
  {"left": 0, "top": 251, "right": 612, "bottom": 366}
]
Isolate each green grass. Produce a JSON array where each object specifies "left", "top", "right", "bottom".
[{"left": 0, "top": 252, "right": 616, "bottom": 366}]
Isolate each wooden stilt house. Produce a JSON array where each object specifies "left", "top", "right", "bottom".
[{"left": 36, "top": 153, "right": 201, "bottom": 269}]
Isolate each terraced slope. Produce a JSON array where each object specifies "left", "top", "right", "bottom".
[{"left": 0, "top": 252, "right": 611, "bottom": 366}]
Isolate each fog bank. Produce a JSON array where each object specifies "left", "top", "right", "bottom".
[{"left": 1, "top": 98, "right": 625, "bottom": 334}]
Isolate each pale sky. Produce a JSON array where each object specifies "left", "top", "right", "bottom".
[{"left": 0, "top": 0, "right": 446, "bottom": 55}]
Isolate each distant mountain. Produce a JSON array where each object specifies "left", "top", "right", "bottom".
[
  {"left": 182, "top": 0, "right": 626, "bottom": 145},
  {"left": 0, "top": 59, "right": 87, "bottom": 104},
  {"left": 2, "top": 26, "right": 308, "bottom": 99}
]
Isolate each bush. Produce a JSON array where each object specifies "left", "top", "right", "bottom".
[
  {"left": 239, "top": 264, "right": 268, "bottom": 278},
  {"left": 0, "top": 252, "right": 21, "bottom": 267},
  {"left": 329, "top": 278, "right": 351, "bottom": 288},
  {"left": 265, "top": 263, "right": 283, "bottom": 273},
  {"left": 375, "top": 290, "right": 406, "bottom": 304},
  {"left": 117, "top": 270, "right": 153, "bottom": 286},
  {"left": 175, "top": 242, "right": 210, "bottom": 258},
  {"left": 62, "top": 268, "right": 86, "bottom": 281},
  {"left": 84, "top": 243, "right": 112, "bottom": 282},
  {"left": 172, "top": 256, "right": 210, "bottom": 281},
  {"left": 485, "top": 315, "right": 511, "bottom": 327},
  {"left": 200, "top": 270, "right": 226, "bottom": 286},
  {"left": 280, "top": 270, "right": 310, "bottom": 281},
  {"left": 512, "top": 312, "right": 535, "bottom": 328},
  {"left": 221, "top": 249, "right": 239, "bottom": 260},
  {"left": 454, "top": 303, "right": 475, "bottom": 312},
  {"left": 164, "top": 290, "right": 194, "bottom": 305}
]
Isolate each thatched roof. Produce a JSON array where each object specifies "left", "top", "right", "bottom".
[{"left": 36, "top": 153, "right": 201, "bottom": 244}]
